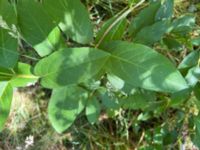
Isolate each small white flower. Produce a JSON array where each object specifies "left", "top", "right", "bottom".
[{"left": 25, "top": 135, "right": 34, "bottom": 149}]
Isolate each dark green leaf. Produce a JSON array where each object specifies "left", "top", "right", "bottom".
[
  {"left": 163, "top": 37, "right": 183, "bottom": 51},
  {"left": 0, "top": 82, "right": 13, "bottom": 131},
  {"left": 95, "top": 17, "right": 127, "bottom": 48},
  {"left": 48, "top": 85, "right": 88, "bottom": 133},
  {"left": 0, "top": 0, "right": 17, "bottom": 28},
  {"left": 193, "top": 116, "right": 200, "bottom": 147},
  {"left": 155, "top": 0, "right": 174, "bottom": 21},
  {"left": 101, "top": 93, "right": 120, "bottom": 109},
  {"left": 170, "top": 88, "right": 191, "bottom": 107},
  {"left": 134, "top": 20, "right": 171, "bottom": 45},
  {"left": 17, "top": 0, "right": 57, "bottom": 49},
  {"left": 194, "top": 83, "right": 200, "bottom": 100},
  {"left": 0, "top": 28, "right": 18, "bottom": 68},
  {"left": 122, "top": 89, "right": 156, "bottom": 110},
  {"left": 128, "top": 1, "right": 161, "bottom": 37}
]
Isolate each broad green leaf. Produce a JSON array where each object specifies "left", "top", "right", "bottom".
[
  {"left": 0, "top": 0, "right": 17, "bottom": 28},
  {"left": 134, "top": 20, "right": 171, "bottom": 45},
  {"left": 155, "top": 0, "right": 174, "bottom": 21},
  {"left": 34, "top": 47, "right": 110, "bottom": 88},
  {"left": 178, "top": 50, "right": 199, "bottom": 69},
  {"left": 10, "top": 63, "right": 38, "bottom": 87},
  {"left": 0, "top": 82, "right": 13, "bottom": 131},
  {"left": 95, "top": 17, "right": 127, "bottom": 48},
  {"left": 100, "top": 91, "right": 120, "bottom": 109},
  {"left": 97, "top": 88, "right": 120, "bottom": 109},
  {"left": 86, "top": 98, "right": 101, "bottom": 124},
  {"left": 35, "top": 42, "right": 188, "bottom": 93},
  {"left": 0, "top": 28, "right": 18, "bottom": 68},
  {"left": 0, "top": 66, "right": 14, "bottom": 81},
  {"left": 48, "top": 85, "right": 87, "bottom": 133},
  {"left": 185, "top": 66, "right": 200, "bottom": 87},
  {"left": 122, "top": 89, "right": 156, "bottom": 110},
  {"left": 104, "top": 41, "right": 188, "bottom": 93},
  {"left": 59, "top": 0, "right": 93, "bottom": 44},
  {"left": 170, "top": 15, "right": 196, "bottom": 35},
  {"left": 169, "top": 88, "right": 191, "bottom": 107},
  {"left": 163, "top": 37, "right": 183, "bottom": 52},
  {"left": 128, "top": 1, "right": 161, "bottom": 37},
  {"left": 44, "top": 0, "right": 93, "bottom": 44},
  {"left": 34, "top": 27, "right": 66, "bottom": 57},
  {"left": 17, "top": 0, "right": 58, "bottom": 50}
]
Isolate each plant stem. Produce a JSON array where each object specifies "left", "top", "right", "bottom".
[{"left": 95, "top": 0, "right": 146, "bottom": 48}]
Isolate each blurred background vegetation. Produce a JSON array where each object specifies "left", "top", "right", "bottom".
[{"left": 0, "top": 0, "right": 200, "bottom": 149}]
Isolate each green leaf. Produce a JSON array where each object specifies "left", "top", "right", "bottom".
[
  {"left": 194, "top": 83, "right": 200, "bottom": 100},
  {"left": 44, "top": 0, "right": 93, "bottom": 44},
  {"left": 101, "top": 93, "right": 120, "bottom": 109},
  {"left": 35, "top": 42, "right": 188, "bottom": 93},
  {"left": 0, "top": 28, "right": 18, "bottom": 68},
  {"left": 169, "top": 88, "right": 191, "bottom": 107},
  {"left": 95, "top": 17, "right": 127, "bottom": 48},
  {"left": 0, "top": 0, "right": 17, "bottom": 28},
  {"left": 0, "top": 66, "right": 14, "bottom": 81},
  {"left": 86, "top": 98, "right": 101, "bottom": 124},
  {"left": 59, "top": 0, "right": 93, "bottom": 44},
  {"left": 17, "top": 0, "right": 57, "bottom": 49},
  {"left": 178, "top": 50, "right": 199, "bottom": 69},
  {"left": 48, "top": 85, "right": 88, "bottom": 133},
  {"left": 0, "top": 81, "right": 13, "bottom": 131},
  {"left": 134, "top": 20, "right": 171, "bottom": 45},
  {"left": 191, "top": 37, "right": 200, "bottom": 46},
  {"left": 163, "top": 37, "right": 183, "bottom": 51},
  {"left": 34, "top": 47, "right": 110, "bottom": 88},
  {"left": 185, "top": 66, "right": 200, "bottom": 87},
  {"left": 122, "top": 89, "right": 156, "bottom": 110},
  {"left": 170, "top": 15, "right": 196, "bottom": 35},
  {"left": 107, "top": 74, "right": 125, "bottom": 91},
  {"left": 104, "top": 41, "right": 188, "bottom": 93},
  {"left": 155, "top": 0, "right": 174, "bottom": 21},
  {"left": 128, "top": 1, "right": 161, "bottom": 37},
  {"left": 10, "top": 63, "right": 38, "bottom": 87},
  {"left": 34, "top": 27, "right": 66, "bottom": 57}
]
